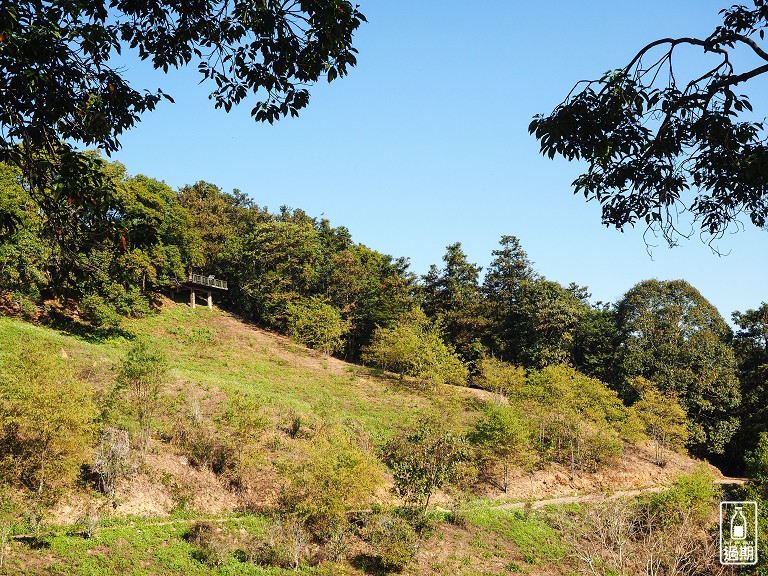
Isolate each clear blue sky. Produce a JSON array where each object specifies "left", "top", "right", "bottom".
[{"left": 110, "top": 1, "right": 767, "bottom": 323}]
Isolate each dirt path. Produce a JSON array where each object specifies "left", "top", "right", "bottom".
[
  {"left": 440, "top": 476, "right": 748, "bottom": 513},
  {"left": 506, "top": 476, "right": 745, "bottom": 510},
  {"left": 13, "top": 477, "right": 746, "bottom": 541},
  {"left": 495, "top": 486, "right": 666, "bottom": 510}
]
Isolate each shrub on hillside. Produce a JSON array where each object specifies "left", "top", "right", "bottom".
[
  {"left": 246, "top": 514, "right": 309, "bottom": 570},
  {"left": 172, "top": 396, "right": 268, "bottom": 491},
  {"left": 80, "top": 294, "right": 122, "bottom": 329},
  {"left": 363, "top": 307, "right": 468, "bottom": 390},
  {"left": 746, "top": 432, "right": 768, "bottom": 491},
  {"left": 469, "top": 403, "right": 531, "bottom": 493},
  {"left": 93, "top": 426, "right": 131, "bottom": 496},
  {"left": 173, "top": 420, "right": 236, "bottom": 476},
  {"left": 0, "top": 341, "right": 96, "bottom": 493},
  {"left": 286, "top": 297, "right": 348, "bottom": 357},
  {"left": 280, "top": 432, "right": 383, "bottom": 536},
  {"left": 118, "top": 337, "right": 168, "bottom": 458},
  {"left": 639, "top": 467, "right": 719, "bottom": 525},
  {"left": 186, "top": 521, "right": 230, "bottom": 568},
  {"left": 381, "top": 422, "right": 469, "bottom": 514},
  {"left": 218, "top": 395, "right": 269, "bottom": 488},
  {"left": 473, "top": 357, "right": 525, "bottom": 397},
  {"left": 10, "top": 291, "right": 39, "bottom": 319},
  {"left": 360, "top": 512, "right": 418, "bottom": 572}
]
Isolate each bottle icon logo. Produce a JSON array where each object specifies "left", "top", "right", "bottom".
[
  {"left": 720, "top": 501, "right": 758, "bottom": 565},
  {"left": 731, "top": 506, "right": 746, "bottom": 540}
]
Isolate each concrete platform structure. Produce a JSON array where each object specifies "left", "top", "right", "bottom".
[{"left": 182, "top": 273, "right": 228, "bottom": 309}]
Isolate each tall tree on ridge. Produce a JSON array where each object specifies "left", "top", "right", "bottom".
[
  {"left": 730, "top": 304, "right": 768, "bottom": 466},
  {"left": 422, "top": 242, "right": 487, "bottom": 366},
  {"left": 613, "top": 279, "right": 741, "bottom": 456},
  {"left": 482, "top": 235, "right": 535, "bottom": 359}
]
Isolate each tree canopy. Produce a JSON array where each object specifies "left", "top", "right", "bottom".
[
  {"left": 0, "top": 0, "right": 365, "bottom": 233},
  {"left": 363, "top": 307, "right": 469, "bottom": 389},
  {"left": 613, "top": 279, "right": 741, "bottom": 456},
  {"left": 731, "top": 303, "right": 768, "bottom": 459},
  {"left": 530, "top": 1, "right": 768, "bottom": 246},
  {"left": 3, "top": 153, "right": 765, "bottom": 467},
  {"left": 421, "top": 242, "right": 487, "bottom": 366}
]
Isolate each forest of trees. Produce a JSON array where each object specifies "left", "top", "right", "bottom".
[
  {"left": 1, "top": 154, "right": 766, "bottom": 474},
  {"left": 2, "top": 2, "right": 767, "bottom": 573}
]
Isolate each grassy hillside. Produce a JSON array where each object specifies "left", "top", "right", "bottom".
[{"left": 0, "top": 303, "right": 728, "bottom": 575}]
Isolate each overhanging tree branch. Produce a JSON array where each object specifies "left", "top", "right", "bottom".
[
  {"left": 530, "top": 1, "right": 768, "bottom": 247},
  {"left": 0, "top": 0, "right": 366, "bottom": 236}
]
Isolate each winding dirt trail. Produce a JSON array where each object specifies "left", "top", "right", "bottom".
[
  {"left": 497, "top": 476, "right": 745, "bottom": 510},
  {"left": 438, "top": 476, "right": 747, "bottom": 513},
  {"left": 13, "top": 477, "right": 747, "bottom": 541}
]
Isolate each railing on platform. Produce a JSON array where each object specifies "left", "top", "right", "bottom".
[{"left": 187, "top": 274, "right": 228, "bottom": 290}]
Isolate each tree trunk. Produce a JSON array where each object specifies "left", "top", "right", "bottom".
[
  {"left": 529, "top": 470, "right": 534, "bottom": 494},
  {"left": 0, "top": 525, "right": 7, "bottom": 569},
  {"left": 37, "top": 460, "right": 45, "bottom": 494},
  {"left": 570, "top": 443, "right": 575, "bottom": 481}
]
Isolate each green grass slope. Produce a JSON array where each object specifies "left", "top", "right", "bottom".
[{"left": 0, "top": 303, "right": 725, "bottom": 576}]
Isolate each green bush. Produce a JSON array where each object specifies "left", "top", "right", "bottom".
[
  {"left": 469, "top": 403, "right": 530, "bottom": 492},
  {"left": 173, "top": 420, "right": 236, "bottom": 476},
  {"left": 286, "top": 297, "right": 348, "bottom": 356},
  {"left": 474, "top": 357, "right": 525, "bottom": 397},
  {"left": 363, "top": 307, "right": 468, "bottom": 389},
  {"left": 80, "top": 283, "right": 152, "bottom": 329},
  {"left": 381, "top": 422, "right": 468, "bottom": 513},
  {"left": 118, "top": 337, "right": 168, "bottom": 458},
  {"left": 112, "top": 285, "right": 152, "bottom": 318},
  {"left": 186, "top": 521, "right": 230, "bottom": 567},
  {"left": 361, "top": 513, "right": 418, "bottom": 572},
  {"left": 640, "top": 467, "right": 719, "bottom": 524},
  {"left": 579, "top": 427, "right": 623, "bottom": 471},
  {"left": 10, "top": 291, "right": 38, "bottom": 318},
  {"left": 281, "top": 432, "right": 383, "bottom": 535},
  {"left": 247, "top": 515, "right": 309, "bottom": 570},
  {"left": 0, "top": 341, "right": 97, "bottom": 493},
  {"left": 80, "top": 294, "right": 122, "bottom": 329}
]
